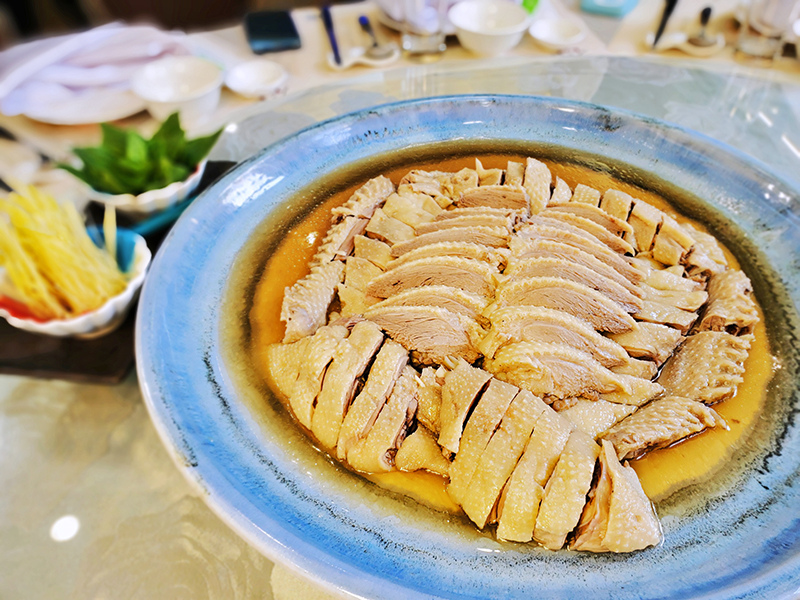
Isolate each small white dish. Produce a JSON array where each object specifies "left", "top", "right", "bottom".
[
  {"left": 448, "top": 0, "right": 531, "bottom": 56},
  {"left": 0, "top": 229, "right": 151, "bottom": 339},
  {"left": 326, "top": 44, "right": 401, "bottom": 71},
  {"left": 529, "top": 18, "right": 586, "bottom": 51},
  {"left": 225, "top": 59, "right": 289, "bottom": 99},
  {"left": 131, "top": 56, "right": 223, "bottom": 122},
  {"left": 87, "top": 161, "right": 206, "bottom": 218}
]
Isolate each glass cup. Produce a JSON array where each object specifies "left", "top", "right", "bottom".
[
  {"left": 737, "top": 0, "right": 800, "bottom": 59},
  {"left": 401, "top": 0, "right": 448, "bottom": 60}
]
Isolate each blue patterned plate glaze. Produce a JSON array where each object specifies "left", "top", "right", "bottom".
[{"left": 136, "top": 95, "right": 800, "bottom": 599}]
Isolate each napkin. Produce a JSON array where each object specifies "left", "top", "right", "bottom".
[{"left": 0, "top": 22, "right": 189, "bottom": 121}]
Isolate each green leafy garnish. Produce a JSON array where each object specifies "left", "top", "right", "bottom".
[{"left": 59, "top": 113, "right": 222, "bottom": 196}]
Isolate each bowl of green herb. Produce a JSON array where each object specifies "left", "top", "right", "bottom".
[{"left": 60, "top": 112, "right": 222, "bottom": 217}]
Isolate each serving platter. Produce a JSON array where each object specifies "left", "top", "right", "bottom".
[{"left": 136, "top": 94, "right": 800, "bottom": 599}]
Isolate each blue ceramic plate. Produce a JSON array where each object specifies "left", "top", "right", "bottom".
[{"left": 136, "top": 95, "right": 800, "bottom": 599}]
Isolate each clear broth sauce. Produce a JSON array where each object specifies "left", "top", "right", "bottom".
[{"left": 248, "top": 152, "right": 773, "bottom": 510}]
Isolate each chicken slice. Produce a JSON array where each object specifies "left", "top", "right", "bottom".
[
  {"left": 281, "top": 260, "right": 345, "bottom": 343},
  {"left": 657, "top": 332, "right": 754, "bottom": 404},
  {"left": 484, "top": 341, "right": 637, "bottom": 400},
  {"left": 448, "top": 378, "right": 521, "bottom": 506},
  {"left": 478, "top": 305, "right": 629, "bottom": 368},
  {"left": 503, "top": 257, "right": 642, "bottom": 313},
  {"left": 370, "top": 285, "right": 489, "bottom": 324},
  {"left": 416, "top": 366, "right": 444, "bottom": 434},
  {"left": 310, "top": 216, "right": 368, "bottom": 267},
  {"left": 602, "top": 395, "right": 727, "bottom": 460},
  {"left": 264, "top": 336, "right": 311, "bottom": 398},
  {"left": 571, "top": 440, "right": 662, "bottom": 553},
  {"left": 344, "top": 256, "right": 382, "bottom": 292},
  {"left": 415, "top": 214, "right": 512, "bottom": 234},
  {"left": 625, "top": 200, "right": 663, "bottom": 253},
  {"left": 336, "top": 284, "right": 370, "bottom": 317},
  {"left": 475, "top": 158, "right": 504, "bottom": 186},
  {"left": 337, "top": 339, "right": 408, "bottom": 461},
  {"left": 395, "top": 425, "right": 451, "bottom": 476},
  {"left": 456, "top": 185, "right": 530, "bottom": 212},
  {"left": 493, "top": 276, "right": 636, "bottom": 334},
  {"left": 435, "top": 206, "right": 520, "bottom": 220},
  {"left": 558, "top": 399, "right": 638, "bottom": 439},
  {"left": 311, "top": 321, "right": 384, "bottom": 449},
  {"left": 609, "top": 321, "right": 684, "bottom": 365},
  {"left": 391, "top": 226, "right": 511, "bottom": 256},
  {"left": 598, "top": 373, "right": 663, "bottom": 407},
  {"left": 523, "top": 157, "right": 552, "bottom": 214},
  {"left": 506, "top": 160, "right": 525, "bottom": 186},
  {"left": 599, "top": 189, "right": 634, "bottom": 222},
  {"left": 460, "top": 389, "right": 546, "bottom": 528},
  {"left": 354, "top": 235, "right": 393, "bottom": 270},
  {"left": 547, "top": 202, "right": 633, "bottom": 237},
  {"left": 331, "top": 175, "right": 394, "bottom": 220},
  {"left": 610, "top": 357, "right": 658, "bottom": 380},
  {"left": 533, "top": 430, "right": 601, "bottom": 550},
  {"left": 285, "top": 325, "right": 348, "bottom": 429},
  {"left": 538, "top": 211, "right": 635, "bottom": 255},
  {"left": 365, "top": 208, "right": 417, "bottom": 245},
  {"left": 367, "top": 255, "right": 498, "bottom": 299},
  {"left": 633, "top": 299, "right": 699, "bottom": 334},
  {"left": 549, "top": 176, "right": 572, "bottom": 204},
  {"left": 388, "top": 241, "right": 506, "bottom": 271},
  {"left": 347, "top": 366, "right": 419, "bottom": 473},
  {"left": 438, "top": 360, "right": 493, "bottom": 455},
  {"left": 631, "top": 258, "right": 705, "bottom": 292},
  {"left": 698, "top": 269, "right": 759, "bottom": 335},
  {"left": 365, "top": 305, "right": 484, "bottom": 365},
  {"left": 495, "top": 406, "right": 572, "bottom": 542},
  {"left": 652, "top": 215, "right": 696, "bottom": 266},
  {"left": 569, "top": 183, "right": 601, "bottom": 206},
  {"left": 640, "top": 283, "right": 708, "bottom": 311}
]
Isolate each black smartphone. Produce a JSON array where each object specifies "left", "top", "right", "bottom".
[{"left": 244, "top": 11, "right": 302, "bottom": 54}]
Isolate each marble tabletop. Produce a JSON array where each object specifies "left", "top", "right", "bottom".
[{"left": 2, "top": 2, "right": 800, "bottom": 598}]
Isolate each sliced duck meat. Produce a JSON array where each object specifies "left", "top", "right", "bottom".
[
  {"left": 284, "top": 325, "right": 348, "bottom": 429},
  {"left": 337, "top": 339, "right": 408, "bottom": 461},
  {"left": 310, "top": 216, "right": 368, "bottom": 267},
  {"left": 416, "top": 366, "right": 444, "bottom": 434},
  {"left": 448, "top": 378, "right": 521, "bottom": 506},
  {"left": 399, "top": 169, "right": 446, "bottom": 197},
  {"left": 263, "top": 336, "right": 311, "bottom": 399},
  {"left": 626, "top": 199, "right": 663, "bottom": 253},
  {"left": 415, "top": 214, "right": 512, "bottom": 235},
  {"left": 538, "top": 211, "right": 635, "bottom": 255},
  {"left": 475, "top": 158, "right": 504, "bottom": 186},
  {"left": 558, "top": 399, "right": 638, "bottom": 439},
  {"left": 478, "top": 305, "right": 629, "bottom": 368},
  {"left": 547, "top": 202, "right": 633, "bottom": 237},
  {"left": 523, "top": 157, "right": 551, "bottom": 214},
  {"left": 485, "top": 341, "right": 640, "bottom": 400},
  {"left": 459, "top": 389, "right": 546, "bottom": 528},
  {"left": 395, "top": 425, "right": 451, "bottom": 476},
  {"left": 569, "top": 183, "right": 601, "bottom": 206},
  {"left": 495, "top": 406, "right": 572, "bottom": 542},
  {"left": 598, "top": 373, "right": 663, "bottom": 407},
  {"left": 572, "top": 440, "right": 662, "bottom": 553},
  {"left": 336, "top": 284, "right": 370, "bottom": 317},
  {"left": 684, "top": 223, "right": 728, "bottom": 268},
  {"left": 365, "top": 304, "right": 483, "bottom": 365},
  {"left": 370, "top": 285, "right": 489, "bottom": 324},
  {"left": 599, "top": 189, "right": 634, "bottom": 222},
  {"left": 610, "top": 357, "right": 658, "bottom": 380},
  {"left": 281, "top": 260, "right": 345, "bottom": 343},
  {"left": 657, "top": 332, "right": 754, "bottom": 404},
  {"left": 510, "top": 237, "right": 640, "bottom": 297},
  {"left": 503, "top": 257, "right": 642, "bottom": 313},
  {"left": 631, "top": 257, "right": 705, "bottom": 292},
  {"left": 365, "top": 208, "right": 416, "bottom": 245},
  {"left": 311, "top": 321, "right": 384, "bottom": 449},
  {"left": 391, "top": 226, "right": 511, "bottom": 256},
  {"left": 388, "top": 241, "right": 506, "bottom": 271},
  {"left": 457, "top": 184, "right": 530, "bottom": 212},
  {"left": 602, "top": 395, "right": 727, "bottom": 461},
  {"left": 438, "top": 360, "right": 493, "bottom": 454},
  {"left": 347, "top": 366, "right": 419, "bottom": 473},
  {"left": 331, "top": 175, "right": 394, "bottom": 221},
  {"left": 367, "top": 255, "right": 498, "bottom": 299},
  {"left": 550, "top": 177, "right": 572, "bottom": 204},
  {"left": 609, "top": 321, "right": 684, "bottom": 365},
  {"left": 533, "top": 429, "right": 601, "bottom": 550},
  {"left": 448, "top": 167, "right": 481, "bottom": 198},
  {"left": 506, "top": 160, "right": 525, "bottom": 186},
  {"left": 493, "top": 276, "right": 636, "bottom": 334},
  {"left": 382, "top": 192, "right": 439, "bottom": 229},
  {"left": 685, "top": 245, "right": 728, "bottom": 280},
  {"left": 517, "top": 221, "right": 642, "bottom": 284},
  {"left": 641, "top": 283, "right": 708, "bottom": 311},
  {"left": 634, "top": 299, "right": 699, "bottom": 334},
  {"left": 698, "top": 269, "right": 759, "bottom": 335},
  {"left": 344, "top": 256, "right": 382, "bottom": 291},
  {"left": 354, "top": 235, "right": 393, "bottom": 270},
  {"left": 652, "top": 215, "right": 696, "bottom": 266}
]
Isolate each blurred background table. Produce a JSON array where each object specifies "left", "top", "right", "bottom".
[{"left": 2, "top": 1, "right": 800, "bottom": 598}]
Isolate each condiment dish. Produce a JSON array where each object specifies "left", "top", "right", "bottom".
[
  {"left": 448, "top": 0, "right": 531, "bottom": 56},
  {"left": 529, "top": 17, "right": 586, "bottom": 51}
]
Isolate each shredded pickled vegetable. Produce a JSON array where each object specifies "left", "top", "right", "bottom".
[{"left": 0, "top": 185, "right": 127, "bottom": 320}]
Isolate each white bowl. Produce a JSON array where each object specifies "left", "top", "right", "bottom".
[
  {"left": 0, "top": 230, "right": 151, "bottom": 339},
  {"left": 225, "top": 59, "right": 288, "bottom": 99},
  {"left": 131, "top": 56, "right": 223, "bottom": 122},
  {"left": 529, "top": 18, "right": 586, "bottom": 51},
  {"left": 448, "top": 0, "right": 531, "bottom": 56},
  {"left": 87, "top": 161, "right": 206, "bottom": 218}
]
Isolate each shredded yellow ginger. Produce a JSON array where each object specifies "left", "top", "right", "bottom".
[{"left": 0, "top": 184, "right": 128, "bottom": 320}]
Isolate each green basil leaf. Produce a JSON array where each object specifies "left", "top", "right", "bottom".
[
  {"left": 180, "top": 128, "right": 222, "bottom": 169},
  {"left": 100, "top": 123, "right": 129, "bottom": 157}
]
